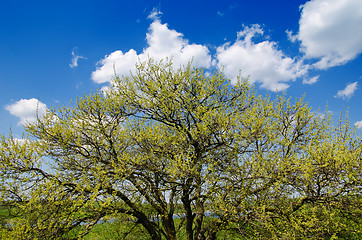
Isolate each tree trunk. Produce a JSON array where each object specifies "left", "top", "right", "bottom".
[
  {"left": 162, "top": 213, "right": 176, "bottom": 240},
  {"left": 137, "top": 215, "right": 162, "bottom": 240},
  {"left": 194, "top": 174, "right": 204, "bottom": 239},
  {"left": 182, "top": 178, "right": 194, "bottom": 240}
]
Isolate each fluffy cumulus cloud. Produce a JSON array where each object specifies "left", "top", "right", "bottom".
[
  {"left": 216, "top": 24, "right": 309, "bottom": 91},
  {"left": 335, "top": 82, "right": 358, "bottom": 99},
  {"left": 91, "top": 10, "right": 211, "bottom": 84},
  {"left": 94, "top": 3, "right": 361, "bottom": 90},
  {"left": 5, "top": 98, "right": 48, "bottom": 125},
  {"left": 295, "top": 0, "right": 362, "bottom": 69}
]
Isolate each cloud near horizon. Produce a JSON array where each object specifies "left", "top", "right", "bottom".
[{"left": 5, "top": 98, "right": 48, "bottom": 126}]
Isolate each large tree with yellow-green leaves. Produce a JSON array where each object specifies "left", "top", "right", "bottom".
[{"left": 0, "top": 60, "right": 361, "bottom": 239}]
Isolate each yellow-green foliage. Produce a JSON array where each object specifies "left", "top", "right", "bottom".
[{"left": 0, "top": 59, "right": 361, "bottom": 240}]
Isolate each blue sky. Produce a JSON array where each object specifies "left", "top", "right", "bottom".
[{"left": 1, "top": 0, "right": 362, "bottom": 137}]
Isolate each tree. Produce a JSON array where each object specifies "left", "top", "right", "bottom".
[{"left": 0, "top": 59, "right": 361, "bottom": 239}]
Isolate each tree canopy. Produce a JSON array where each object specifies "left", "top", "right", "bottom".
[{"left": 0, "top": 60, "right": 361, "bottom": 239}]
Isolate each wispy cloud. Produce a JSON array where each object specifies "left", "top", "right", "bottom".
[
  {"left": 229, "top": 4, "right": 238, "bottom": 10},
  {"left": 217, "top": 11, "right": 224, "bottom": 17},
  {"left": 5, "top": 98, "right": 48, "bottom": 125},
  {"left": 147, "top": 7, "right": 162, "bottom": 21},
  {"left": 69, "top": 48, "right": 86, "bottom": 68},
  {"left": 303, "top": 75, "right": 319, "bottom": 85},
  {"left": 335, "top": 82, "right": 358, "bottom": 99}
]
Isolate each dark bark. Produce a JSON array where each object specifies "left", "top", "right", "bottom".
[
  {"left": 182, "top": 178, "right": 195, "bottom": 240},
  {"left": 108, "top": 188, "right": 162, "bottom": 240},
  {"left": 161, "top": 213, "right": 177, "bottom": 240}
]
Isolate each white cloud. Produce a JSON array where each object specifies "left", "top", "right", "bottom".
[
  {"left": 91, "top": 16, "right": 211, "bottom": 84},
  {"left": 5, "top": 98, "right": 48, "bottom": 126},
  {"left": 92, "top": 50, "right": 138, "bottom": 84},
  {"left": 303, "top": 75, "right": 319, "bottom": 85},
  {"left": 11, "top": 138, "right": 31, "bottom": 146},
  {"left": 69, "top": 48, "right": 86, "bottom": 68},
  {"left": 100, "top": 85, "right": 111, "bottom": 96},
  {"left": 286, "top": 30, "right": 298, "bottom": 43},
  {"left": 297, "top": 0, "right": 362, "bottom": 69},
  {"left": 354, "top": 121, "right": 362, "bottom": 129},
  {"left": 216, "top": 24, "right": 309, "bottom": 91},
  {"left": 335, "top": 82, "right": 358, "bottom": 99},
  {"left": 147, "top": 7, "right": 162, "bottom": 21},
  {"left": 217, "top": 11, "right": 224, "bottom": 17}
]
